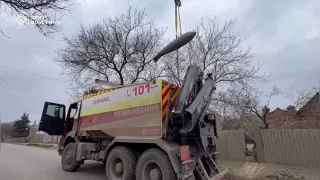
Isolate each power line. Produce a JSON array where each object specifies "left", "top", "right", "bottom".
[
  {"left": 0, "top": 64, "right": 68, "bottom": 83},
  {"left": 0, "top": 77, "right": 21, "bottom": 92}
]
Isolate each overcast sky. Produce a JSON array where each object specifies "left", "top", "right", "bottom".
[{"left": 0, "top": 0, "right": 320, "bottom": 122}]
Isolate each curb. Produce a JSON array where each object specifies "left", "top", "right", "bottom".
[
  {"left": 16, "top": 143, "right": 57, "bottom": 149},
  {"left": 26, "top": 143, "right": 54, "bottom": 148}
]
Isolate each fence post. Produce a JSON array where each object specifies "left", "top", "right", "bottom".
[{"left": 253, "top": 129, "right": 265, "bottom": 163}]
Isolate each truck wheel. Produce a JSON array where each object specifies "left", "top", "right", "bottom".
[
  {"left": 105, "top": 146, "right": 136, "bottom": 180},
  {"left": 61, "top": 143, "right": 81, "bottom": 172},
  {"left": 135, "top": 148, "right": 176, "bottom": 180}
]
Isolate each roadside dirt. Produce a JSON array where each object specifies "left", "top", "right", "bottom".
[
  {"left": 16, "top": 143, "right": 58, "bottom": 150},
  {"left": 221, "top": 170, "right": 310, "bottom": 180},
  {"left": 219, "top": 161, "right": 320, "bottom": 180}
]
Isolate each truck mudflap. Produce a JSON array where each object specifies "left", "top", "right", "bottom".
[
  {"left": 192, "top": 155, "right": 230, "bottom": 180},
  {"left": 182, "top": 168, "right": 230, "bottom": 180}
]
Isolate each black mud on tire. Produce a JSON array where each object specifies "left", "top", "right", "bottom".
[
  {"left": 105, "top": 146, "right": 136, "bottom": 180},
  {"left": 135, "top": 148, "right": 176, "bottom": 180},
  {"left": 61, "top": 143, "right": 81, "bottom": 172}
]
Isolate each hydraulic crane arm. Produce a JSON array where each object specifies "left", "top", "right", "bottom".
[
  {"left": 180, "top": 75, "right": 216, "bottom": 134},
  {"left": 171, "top": 65, "right": 216, "bottom": 134},
  {"left": 153, "top": 31, "right": 217, "bottom": 134}
]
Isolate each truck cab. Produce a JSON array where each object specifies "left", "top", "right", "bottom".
[
  {"left": 39, "top": 101, "right": 80, "bottom": 154},
  {"left": 40, "top": 102, "right": 81, "bottom": 134},
  {"left": 39, "top": 102, "right": 66, "bottom": 136}
]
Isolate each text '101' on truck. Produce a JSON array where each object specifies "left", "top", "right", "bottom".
[{"left": 39, "top": 32, "right": 230, "bottom": 180}]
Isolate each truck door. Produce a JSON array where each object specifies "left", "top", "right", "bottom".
[
  {"left": 39, "top": 102, "right": 66, "bottom": 135},
  {"left": 65, "top": 102, "right": 79, "bottom": 133}
]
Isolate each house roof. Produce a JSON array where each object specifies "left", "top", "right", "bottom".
[
  {"left": 269, "top": 107, "right": 297, "bottom": 114},
  {"left": 269, "top": 92, "right": 319, "bottom": 115},
  {"left": 297, "top": 92, "right": 319, "bottom": 114}
]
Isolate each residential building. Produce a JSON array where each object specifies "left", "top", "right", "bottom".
[{"left": 266, "top": 92, "right": 320, "bottom": 129}]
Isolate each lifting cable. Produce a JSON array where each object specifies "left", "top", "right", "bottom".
[
  {"left": 174, "top": 0, "right": 182, "bottom": 38},
  {"left": 174, "top": 0, "right": 182, "bottom": 66}
]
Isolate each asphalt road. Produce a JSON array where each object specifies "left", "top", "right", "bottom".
[{"left": 0, "top": 143, "right": 106, "bottom": 180}]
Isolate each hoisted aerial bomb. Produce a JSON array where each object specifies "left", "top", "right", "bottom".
[{"left": 153, "top": 31, "right": 196, "bottom": 62}]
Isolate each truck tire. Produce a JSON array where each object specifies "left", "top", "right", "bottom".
[
  {"left": 105, "top": 146, "right": 136, "bottom": 180},
  {"left": 135, "top": 148, "right": 176, "bottom": 180},
  {"left": 61, "top": 143, "right": 81, "bottom": 172}
]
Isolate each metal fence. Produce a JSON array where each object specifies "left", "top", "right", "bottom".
[
  {"left": 261, "top": 129, "right": 320, "bottom": 168},
  {"left": 4, "top": 135, "right": 61, "bottom": 144},
  {"left": 5, "top": 129, "right": 320, "bottom": 168},
  {"left": 217, "top": 130, "right": 245, "bottom": 161},
  {"left": 217, "top": 129, "right": 320, "bottom": 168},
  {"left": 3, "top": 137, "right": 27, "bottom": 143}
]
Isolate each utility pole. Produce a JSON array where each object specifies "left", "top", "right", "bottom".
[
  {"left": 0, "top": 112, "right": 2, "bottom": 152},
  {"left": 318, "top": 69, "right": 320, "bottom": 131}
]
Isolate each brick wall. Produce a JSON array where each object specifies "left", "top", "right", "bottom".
[
  {"left": 299, "top": 114, "right": 319, "bottom": 129},
  {"left": 266, "top": 92, "right": 320, "bottom": 129},
  {"left": 266, "top": 108, "right": 300, "bottom": 129},
  {"left": 267, "top": 107, "right": 319, "bottom": 129}
]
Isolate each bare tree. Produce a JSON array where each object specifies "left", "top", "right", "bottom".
[
  {"left": 215, "top": 84, "right": 280, "bottom": 129},
  {"left": 221, "top": 112, "right": 263, "bottom": 136},
  {"left": 279, "top": 117, "right": 297, "bottom": 129},
  {"left": 221, "top": 117, "right": 242, "bottom": 130},
  {"left": 0, "top": 0, "right": 75, "bottom": 38},
  {"left": 56, "top": 6, "right": 166, "bottom": 98},
  {"left": 164, "top": 16, "right": 267, "bottom": 129},
  {"left": 164, "top": 16, "right": 263, "bottom": 105},
  {"left": 164, "top": 16, "right": 261, "bottom": 87},
  {"left": 292, "top": 86, "right": 319, "bottom": 109}
]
